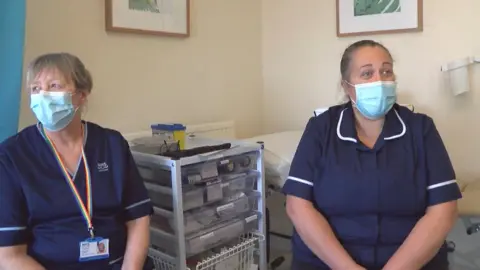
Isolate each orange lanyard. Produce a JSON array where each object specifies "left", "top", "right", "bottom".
[{"left": 42, "top": 126, "right": 94, "bottom": 238}]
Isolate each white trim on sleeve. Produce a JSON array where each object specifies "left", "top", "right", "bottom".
[
  {"left": 427, "top": 180, "right": 457, "bottom": 190},
  {"left": 0, "top": 226, "right": 26, "bottom": 232},
  {"left": 109, "top": 256, "right": 124, "bottom": 265},
  {"left": 287, "top": 176, "right": 314, "bottom": 186},
  {"left": 125, "top": 198, "right": 151, "bottom": 210}
]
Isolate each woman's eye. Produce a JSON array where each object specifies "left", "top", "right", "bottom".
[
  {"left": 361, "top": 71, "right": 373, "bottom": 77},
  {"left": 382, "top": 70, "right": 394, "bottom": 77},
  {"left": 51, "top": 83, "right": 62, "bottom": 89}
]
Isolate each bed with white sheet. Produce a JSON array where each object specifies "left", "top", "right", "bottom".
[{"left": 244, "top": 130, "right": 302, "bottom": 191}]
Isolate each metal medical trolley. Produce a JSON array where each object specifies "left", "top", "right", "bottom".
[{"left": 130, "top": 136, "right": 268, "bottom": 270}]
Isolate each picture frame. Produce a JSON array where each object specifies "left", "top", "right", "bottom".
[
  {"left": 336, "top": 0, "right": 423, "bottom": 37},
  {"left": 105, "top": 0, "right": 190, "bottom": 37}
]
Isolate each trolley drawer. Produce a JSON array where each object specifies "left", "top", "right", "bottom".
[
  {"left": 217, "top": 152, "right": 258, "bottom": 175},
  {"left": 220, "top": 171, "right": 257, "bottom": 198},
  {"left": 145, "top": 180, "right": 223, "bottom": 211},
  {"left": 151, "top": 191, "right": 260, "bottom": 235},
  {"left": 151, "top": 212, "right": 260, "bottom": 257},
  {"left": 133, "top": 151, "right": 259, "bottom": 186}
]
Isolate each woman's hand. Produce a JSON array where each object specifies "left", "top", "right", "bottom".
[
  {"left": 286, "top": 196, "right": 361, "bottom": 269},
  {"left": 381, "top": 202, "right": 457, "bottom": 270},
  {"left": 334, "top": 264, "right": 366, "bottom": 270},
  {"left": 0, "top": 245, "right": 45, "bottom": 270},
  {"left": 349, "top": 265, "right": 367, "bottom": 270}
]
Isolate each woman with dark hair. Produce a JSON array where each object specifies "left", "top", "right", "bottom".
[{"left": 283, "top": 40, "right": 461, "bottom": 270}]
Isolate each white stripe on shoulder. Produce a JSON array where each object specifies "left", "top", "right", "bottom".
[
  {"left": 287, "top": 176, "right": 313, "bottom": 186},
  {"left": 0, "top": 226, "right": 26, "bottom": 232},
  {"left": 427, "top": 180, "right": 457, "bottom": 190}
]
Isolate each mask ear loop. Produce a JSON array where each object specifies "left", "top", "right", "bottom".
[
  {"left": 72, "top": 91, "right": 89, "bottom": 119},
  {"left": 342, "top": 80, "right": 357, "bottom": 106},
  {"left": 342, "top": 80, "right": 355, "bottom": 87},
  {"left": 68, "top": 92, "right": 82, "bottom": 120}
]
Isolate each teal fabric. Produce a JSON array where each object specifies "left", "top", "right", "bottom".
[{"left": 0, "top": 0, "right": 26, "bottom": 142}]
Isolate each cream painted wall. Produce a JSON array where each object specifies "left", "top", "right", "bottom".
[
  {"left": 20, "top": 0, "right": 262, "bottom": 138},
  {"left": 262, "top": 0, "right": 480, "bottom": 182}
]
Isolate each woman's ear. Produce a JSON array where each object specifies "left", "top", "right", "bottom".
[
  {"left": 346, "top": 86, "right": 356, "bottom": 102},
  {"left": 79, "top": 91, "right": 88, "bottom": 103},
  {"left": 73, "top": 90, "right": 88, "bottom": 110}
]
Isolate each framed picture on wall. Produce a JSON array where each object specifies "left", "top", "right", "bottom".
[
  {"left": 105, "top": 0, "right": 190, "bottom": 37},
  {"left": 336, "top": 0, "right": 423, "bottom": 37}
]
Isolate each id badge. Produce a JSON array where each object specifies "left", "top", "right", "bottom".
[{"left": 79, "top": 237, "right": 110, "bottom": 262}]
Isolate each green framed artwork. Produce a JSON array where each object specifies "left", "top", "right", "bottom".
[
  {"left": 105, "top": 0, "right": 190, "bottom": 37},
  {"left": 336, "top": 0, "right": 423, "bottom": 37}
]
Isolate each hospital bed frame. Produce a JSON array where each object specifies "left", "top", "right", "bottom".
[
  {"left": 459, "top": 183, "right": 480, "bottom": 236},
  {"left": 464, "top": 219, "right": 480, "bottom": 235},
  {"left": 265, "top": 185, "right": 292, "bottom": 269}
]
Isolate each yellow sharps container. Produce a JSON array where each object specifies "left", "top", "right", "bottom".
[{"left": 151, "top": 123, "right": 186, "bottom": 150}]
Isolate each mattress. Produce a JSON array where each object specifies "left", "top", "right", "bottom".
[{"left": 243, "top": 130, "right": 302, "bottom": 189}]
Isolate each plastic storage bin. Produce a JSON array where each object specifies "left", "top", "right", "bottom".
[
  {"left": 134, "top": 151, "right": 259, "bottom": 186},
  {"left": 217, "top": 152, "right": 258, "bottom": 175},
  {"left": 136, "top": 159, "right": 219, "bottom": 186},
  {"left": 145, "top": 180, "right": 224, "bottom": 211},
  {"left": 220, "top": 171, "right": 257, "bottom": 198},
  {"left": 145, "top": 170, "right": 257, "bottom": 211},
  {"left": 151, "top": 191, "right": 260, "bottom": 235},
  {"left": 151, "top": 212, "right": 260, "bottom": 257}
]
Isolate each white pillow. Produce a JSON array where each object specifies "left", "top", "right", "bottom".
[
  {"left": 314, "top": 107, "right": 328, "bottom": 116},
  {"left": 401, "top": 104, "right": 415, "bottom": 111}
]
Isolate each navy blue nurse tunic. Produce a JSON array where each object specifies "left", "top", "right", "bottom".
[
  {"left": 0, "top": 122, "right": 154, "bottom": 270},
  {"left": 282, "top": 102, "right": 462, "bottom": 270}
]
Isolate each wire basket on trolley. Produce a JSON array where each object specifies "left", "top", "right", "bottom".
[{"left": 149, "top": 232, "right": 265, "bottom": 270}]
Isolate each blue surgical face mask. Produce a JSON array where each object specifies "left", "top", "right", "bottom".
[
  {"left": 348, "top": 80, "right": 397, "bottom": 120},
  {"left": 30, "top": 91, "right": 78, "bottom": 131}
]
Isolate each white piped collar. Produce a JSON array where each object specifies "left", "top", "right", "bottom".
[{"left": 336, "top": 106, "right": 406, "bottom": 143}]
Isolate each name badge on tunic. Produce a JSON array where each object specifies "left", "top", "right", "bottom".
[{"left": 79, "top": 237, "right": 110, "bottom": 262}]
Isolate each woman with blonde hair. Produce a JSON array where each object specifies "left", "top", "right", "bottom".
[{"left": 0, "top": 53, "right": 153, "bottom": 270}]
